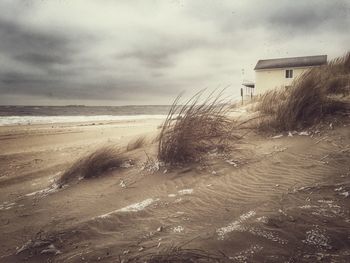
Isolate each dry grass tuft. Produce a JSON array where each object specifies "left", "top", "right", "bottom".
[
  {"left": 158, "top": 90, "right": 236, "bottom": 166},
  {"left": 58, "top": 146, "right": 127, "bottom": 187},
  {"left": 127, "top": 136, "right": 146, "bottom": 151},
  {"left": 256, "top": 52, "right": 350, "bottom": 131}
]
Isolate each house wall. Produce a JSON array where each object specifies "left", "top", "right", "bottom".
[{"left": 255, "top": 67, "right": 310, "bottom": 95}]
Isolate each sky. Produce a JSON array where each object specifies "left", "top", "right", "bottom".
[{"left": 0, "top": 0, "right": 349, "bottom": 106}]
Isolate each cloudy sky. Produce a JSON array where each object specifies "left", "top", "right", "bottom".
[{"left": 0, "top": 0, "right": 349, "bottom": 105}]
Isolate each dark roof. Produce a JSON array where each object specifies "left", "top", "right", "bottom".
[{"left": 254, "top": 55, "right": 327, "bottom": 70}]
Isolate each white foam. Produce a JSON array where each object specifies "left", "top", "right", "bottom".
[
  {"left": 0, "top": 115, "right": 167, "bottom": 126},
  {"left": 98, "top": 198, "right": 157, "bottom": 218}
]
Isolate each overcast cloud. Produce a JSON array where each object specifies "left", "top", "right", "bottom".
[{"left": 0, "top": 0, "right": 349, "bottom": 105}]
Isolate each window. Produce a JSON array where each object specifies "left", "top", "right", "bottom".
[{"left": 285, "top": 69, "right": 293, "bottom": 78}]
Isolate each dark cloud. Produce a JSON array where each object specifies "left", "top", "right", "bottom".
[
  {"left": 118, "top": 49, "right": 175, "bottom": 68},
  {"left": 267, "top": 0, "right": 350, "bottom": 33},
  {"left": 197, "top": 0, "right": 350, "bottom": 38},
  {"left": 0, "top": 18, "right": 75, "bottom": 66},
  {"left": 0, "top": 72, "right": 45, "bottom": 87},
  {"left": 0, "top": 17, "right": 98, "bottom": 101},
  {"left": 0, "top": 13, "right": 178, "bottom": 104},
  {"left": 0, "top": 71, "right": 64, "bottom": 100},
  {"left": 116, "top": 36, "right": 209, "bottom": 69},
  {"left": 0, "top": 0, "right": 348, "bottom": 105},
  {"left": 0, "top": 68, "right": 176, "bottom": 102},
  {"left": 14, "top": 53, "right": 71, "bottom": 67}
]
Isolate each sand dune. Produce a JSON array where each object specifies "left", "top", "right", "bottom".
[{"left": 0, "top": 117, "right": 349, "bottom": 262}]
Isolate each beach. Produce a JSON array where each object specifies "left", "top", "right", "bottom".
[{"left": 0, "top": 113, "right": 349, "bottom": 262}]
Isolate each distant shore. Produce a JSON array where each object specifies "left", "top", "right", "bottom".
[{"left": 0, "top": 105, "right": 172, "bottom": 116}]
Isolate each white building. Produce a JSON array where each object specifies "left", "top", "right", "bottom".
[{"left": 254, "top": 55, "right": 327, "bottom": 94}]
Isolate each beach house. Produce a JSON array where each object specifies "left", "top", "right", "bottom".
[{"left": 253, "top": 55, "right": 327, "bottom": 95}]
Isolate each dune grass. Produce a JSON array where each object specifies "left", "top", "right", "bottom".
[
  {"left": 126, "top": 136, "right": 146, "bottom": 151},
  {"left": 58, "top": 146, "right": 127, "bottom": 187},
  {"left": 256, "top": 52, "right": 350, "bottom": 131},
  {"left": 158, "top": 90, "right": 235, "bottom": 166}
]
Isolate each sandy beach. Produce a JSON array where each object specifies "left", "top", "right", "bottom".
[
  {"left": 1, "top": 1, "right": 349, "bottom": 261},
  {"left": 0, "top": 115, "right": 349, "bottom": 262}
]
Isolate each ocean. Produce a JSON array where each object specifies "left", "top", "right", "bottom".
[{"left": 0, "top": 105, "right": 171, "bottom": 126}]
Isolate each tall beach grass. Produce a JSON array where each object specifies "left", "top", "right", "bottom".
[
  {"left": 158, "top": 90, "right": 236, "bottom": 166},
  {"left": 256, "top": 52, "right": 350, "bottom": 131}
]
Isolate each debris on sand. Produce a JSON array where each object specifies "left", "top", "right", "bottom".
[
  {"left": 0, "top": 201, "right": 16, "bottom": 210},
  {"left": 298, "top": 131, "right": 310, "bottom": 136},
  {"left": 247, "top": 227, "right": 287, "bottom": 245},
  {"left": 177, "top": 189, "right": 194, "bottom": 195},
  {"left": 141, "top": 158, "right": 164, "bottom": 173},
  {"left": 217, "top": 210, "right": 287, "bottom": 244},
  {"left": 172, "top": 225, "right": 184, "bottom": 233},
  {"left": 16, "top": 239, "right": 57, "bottom": 255},
  {"left": 256, "top": 216, "right": 268, "bottom": 224},
  {"left": 120, "top": 160, "right": 134, "bottom": 168},
  {"left": 174, "top": 198, "right": 183, "bottom": 203},
  {"left": 119, "top": 180, "right": 126, "bottom": 188},
  {"left": 272, "top": 134, "right": 283, "bottom": 139},
  {"left": 97, "top": 198, "right": 158, "bottom": 218},
  {"left": 40, "top": 244, "right": 62, "bottom": 255},
  {"left": 25, "top": 184, "right": 59, "bottom": 198},
  {"left": 115, "top": 198, "right": 158, "bottom": 212},
  {"left": 226, "top": 159, "right": 238, "bottom": 167},
  {"left": 230, "top": 244, "right": 263, "bottom": 263},
  {"left": 303, "top": 227, "right": 331, "bottom": 249},
  {"left": 138, "top": 246, "right": 144, "bottom": 252},
  {"left": 216, "top": 210, "right": 256, "bottom": 240},
  {"left": 339, "top": 191, "right": 349, "bottom": 197}
]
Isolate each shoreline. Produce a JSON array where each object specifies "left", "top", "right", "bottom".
[{"left": 0, "top": 114, "right": 168, "bottom": 127}]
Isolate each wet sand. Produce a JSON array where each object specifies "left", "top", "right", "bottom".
[{"left": 0, "top": 117, "right": 349, "bottom": 262}]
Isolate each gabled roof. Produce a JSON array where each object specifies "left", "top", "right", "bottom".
[{"left": 254, "top": 55, "right": 327, "bottom": 70}]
